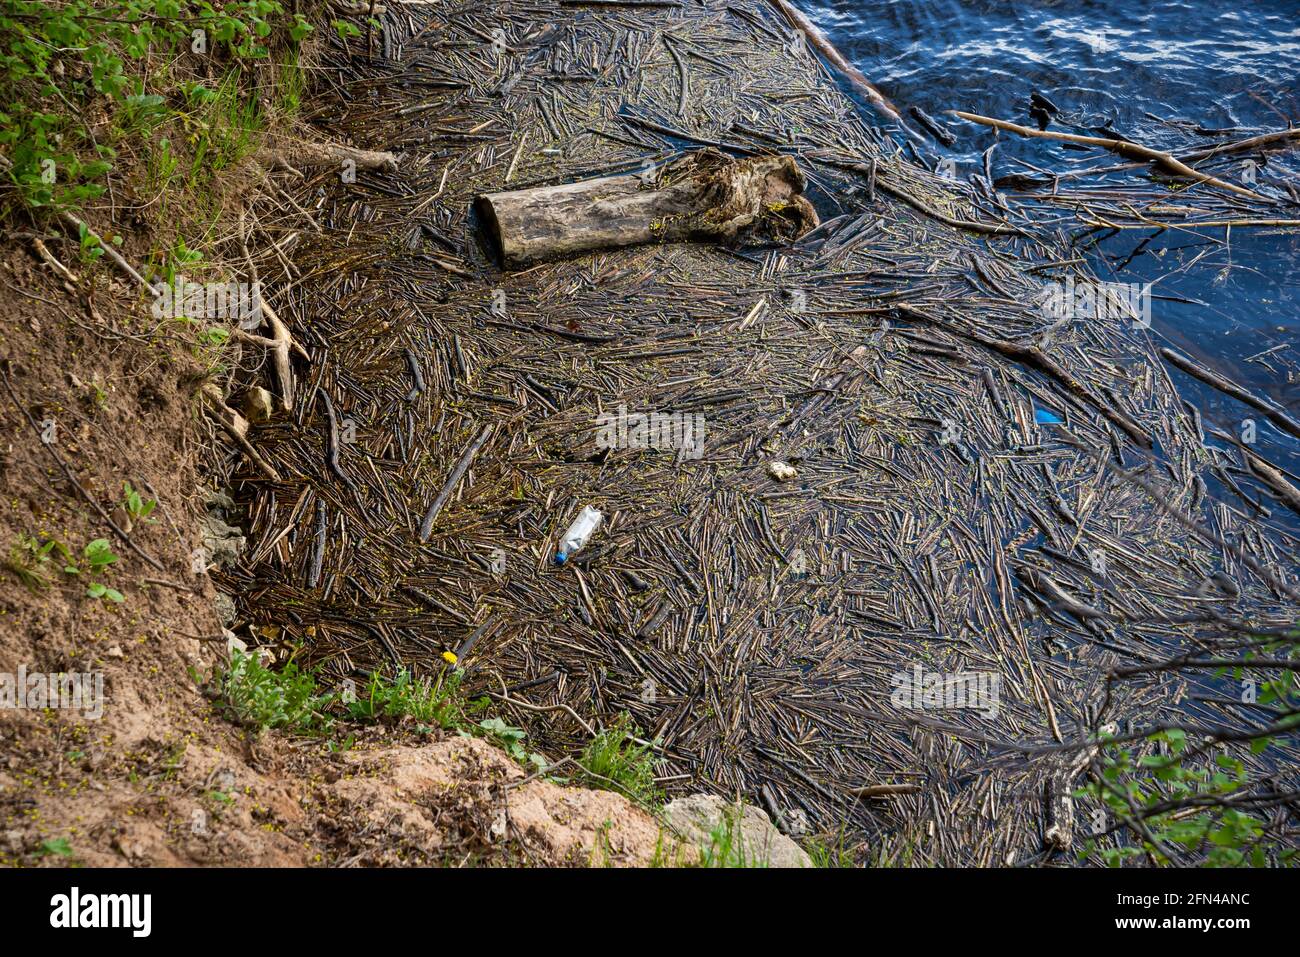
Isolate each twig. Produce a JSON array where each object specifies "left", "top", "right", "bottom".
[{"left": 950, "top": 111, "right": 1270, "bottom": 202}]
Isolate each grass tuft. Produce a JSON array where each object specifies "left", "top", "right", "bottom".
[{"left": 576, "top": 713, "right": 661, "bottom": 807}]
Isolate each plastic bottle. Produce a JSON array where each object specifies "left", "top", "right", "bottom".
[{"left": 554, "top": 506, "right": 603, "bottom": 564}]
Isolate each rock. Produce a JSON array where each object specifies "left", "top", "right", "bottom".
[
  {"left": 110, "top": 506, "right": 133, "bottom": 534},
  {"left": 766, "top": 460, "right": 798, "bottom": 481},
  {"left": 203, "top": 487, "right": 236, "bottom": 512},
  {"left": 225, "top": 630, "right": 247, "bottom": 657},
  {"left": 662, "top": 794, "right": 811, "bottom": 867},
  {"left": 200, "top": 512, "right": 246, "bottom": 569},
  {"left": 213, "top": 591, "right": 237, "bottom": 628},
  {"left": 239, "top": 386, "right": 275, "bottom": 424}
]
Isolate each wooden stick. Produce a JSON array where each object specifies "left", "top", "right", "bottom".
[
  {"left": 201, "top": 384, "right": 282, "bottom": 481},
  {"left": 898, "top": 304, "right": 1152, "bottom": 447},
  {"left": 1160, "top": 346, "right": 1300, "bottom": 441},
  {"left": 419, "top": 424, "right": 494, "bottom": 541},
  {"left": 767, "top": 0, "right": 901, "bottom": 122},
  {"left": 950, "top": 111, "right": 1270, "bottom": 202}
]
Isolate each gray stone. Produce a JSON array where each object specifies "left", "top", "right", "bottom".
[
  {"left": 200, "top": 513, "right": 245, "bottom": 569},
  {"left": 663, "top": 793, "right": 811, "bottom": 867},
  {"left": 213, "top": 591, "right": 237, "bottom": 628}
]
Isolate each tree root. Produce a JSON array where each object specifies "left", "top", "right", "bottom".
[
  {"left": 237, "top": 205, "right": 310, "bottom": 412},
  {"left": 229, "top": 301, "right": 307, "bottom": 413},
  {"left": 201, "top": 384, "right": 282, "bottom": 482}
]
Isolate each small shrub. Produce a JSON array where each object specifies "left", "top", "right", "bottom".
[
  {"left": 122, "top": 481, "right": 158, "bottom": 523},
  {"left": 477, "top": 716, "right": 547, "bottom": 770},
  {"left": 346, "top": 666, "right": 463, "bottom": 729},
  {"left": 216, "top": 650, "right": 333, "bottom": 733}
]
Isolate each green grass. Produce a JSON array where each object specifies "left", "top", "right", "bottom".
[
  {"left": 187, "top": 68, "right": 267, "bottom": 189},
  {"left": 3, "top": 534, "right": 124, "bottom": 602},
  {"left": 649, "top": 807, "right": 769, "bottom": 868},
  {"left": 804, "top": 829, "right": 856, "bottom": 868},
  {"left": 346, "top": 666, "right": 464, "bottom": 729},
  {"left": 698, "top": 810, "right": 768, "bottom": 867},
  {"left": 576, "top": 713, "right": 661, "bottom": 807},
  {"left": 207, "top": 657, "right": 677, "bottom": 813}
]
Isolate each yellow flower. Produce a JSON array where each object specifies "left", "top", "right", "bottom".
[{"left": 441, "top": 651, "right": 458, "bottom": 665}]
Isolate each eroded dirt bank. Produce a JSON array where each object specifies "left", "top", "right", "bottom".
[{"left": 0, "top": 5, "right": 672, "bottom": 867}]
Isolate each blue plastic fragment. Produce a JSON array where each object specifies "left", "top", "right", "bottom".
[
  {"left": 554, "top": 551, "right": 568, "bottom": 565},
  {"left": 1035, "top": 408, "right": 1063, "bottom": 425}
]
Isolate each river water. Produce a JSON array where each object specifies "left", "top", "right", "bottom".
[{"left": 807, "top": 0, "right": 1300, "bottom": 477}]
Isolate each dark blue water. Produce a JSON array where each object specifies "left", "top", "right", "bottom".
[{"left": 810, "top": 0, "right": 1300, "bottom": 476}]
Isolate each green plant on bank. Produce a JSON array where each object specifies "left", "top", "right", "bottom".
[
  {"left": 208, "top": 656, "right": 674, "bottom": 803},
  {"left": 330, "top": 17, "right": 361, "bottom": 41},
  {"left": 5, "top": 534, "right": 125, "bottom": 602},
  {"left": 804, "top": 829, "right": 856, "bottom": 868},
  {"left": 183, "top": 67, "right": 267, "bottom": 191},
  {"left": 476, "top": 716, "right": 547, "bottom": 771},
  {"left": 0, "top": 0, "right": 314, "bottom": 211},
  {"left": 37, "top": 837, "right": 75, "bottom": 859},
  {"left": 3, "top": 535, "right": 62, "bottom": 592},
  {"left": 576, "top": 713, "right": 661, "bottom": 807},
  {"left": 695, "top": 808, "right": 766, "bottom": 868},
  {"left": 155, "top": 236, "right": 204, "bottom": 285},
  {"left": 347, "top": 666, "right": 464, "bottom": 730},
  {"left": 211, "top": 650, "right": 334, "bottom": 733},
  {"left": 646, "top": 807, "right": 790, "bottom": 868},
  {"left": 64, "top": 537, "right": 124, "bottom": 602},
  {"left": 122, "top": 481, "right": 158, "bottom": 523},
  {"left": 209, "top": 652, "right": 472, "bottom": 737}
]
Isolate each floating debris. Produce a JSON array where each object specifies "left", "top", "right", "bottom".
[
  {"left": 214, "top": 0, "right": 1300, "bottom": 864},
  {"left": 555, "top": 505, "right": 604, "bottom": 564}
]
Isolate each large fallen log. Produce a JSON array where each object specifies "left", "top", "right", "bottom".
[{"left": 475, "top": 149, "right": 818, "bottom": 266}]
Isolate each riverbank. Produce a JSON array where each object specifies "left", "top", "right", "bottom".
[
  {"left": 0, "top": 1, "right": 709, "bottom": 868},
  {"left": 3, "top": 0, "right": 1297, "bottom": 868}
]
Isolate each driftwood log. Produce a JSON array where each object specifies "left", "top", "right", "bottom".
[
  {"left": 475, "top": 149, "right": 818, "bottom": 266},
  {"left": 257, "top": 140, "right": 399, "bottom": 174}
]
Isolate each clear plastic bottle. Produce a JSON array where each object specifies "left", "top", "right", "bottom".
[{"left": 554, "top": 506, "right": 603, "bottom": 564}]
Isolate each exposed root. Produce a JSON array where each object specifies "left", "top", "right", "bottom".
[
  {"left": 236, "top": 205, "right": 310, "bottom": 412},
  {"left": 201, "top": 383, "right": 282, "bottom": 482}
]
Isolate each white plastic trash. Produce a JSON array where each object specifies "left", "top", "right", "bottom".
[{"left": 555, "top": 506, "right": 603, "bottom": 564}]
